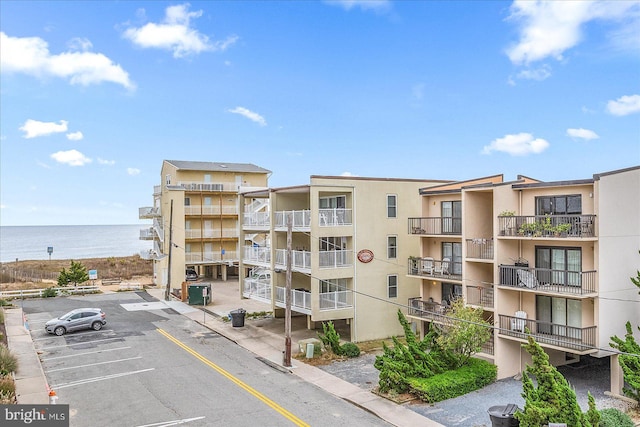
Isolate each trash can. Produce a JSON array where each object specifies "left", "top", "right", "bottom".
[
  {"left": 230, "top": 308, "right": 246, "bottom": 327},
  {"left": 488, "top": 404, "right": 520, "bottom": 427}
]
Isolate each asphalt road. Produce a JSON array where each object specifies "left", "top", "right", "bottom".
[{"left": 23, "top": 292, "right": 392, "bottom": 427}]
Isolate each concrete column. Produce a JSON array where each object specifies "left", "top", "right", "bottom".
[
  {"left": 610, "top": 354, "right": 624, "bottom": 396},
  {"left": 222, "top": 264, "right": 228, "bottom": 281},
  {"left": 212, "top": 267, "right": 218, "bottom": 280},
  {"left": 306, "top": 316, "right": 315, "bottom": 330}
]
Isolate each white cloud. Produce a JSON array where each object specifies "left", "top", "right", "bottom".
[
  {"left": 37, "top": 161, "right": 51, "bottom": 169},
  {"left": 227, "top": 107, "right": 267, "bottom": 126},
  {"left": 1, "top": 32, "right": 135, "bottom": 90},
  {"left": 66, "top": 131, "right": 83, "bottom": 141},
  {"left": 607, "top": 94, "right": 640, "bottom": 116},
  {"left": 324, "top": 0, "right": 391, "bottom": 12},
  {"left": 98, "top": 158, "right": 116, "bottom": 165},
  {"left": 123, "top": 3, "right": 238, "bottom": 58},
  {"left": 482, "top": 133, "right": 549, "bottom": 156},
  {"left": 127, "top": 167, "right": 141, "bottom": 175},
  {"left": 19, "top": 119, "right": 68, "bottom": 139},
  {"left": 567, "top": 128, "right": 599, "bottom": 141},
  {"left": 505, "top": 1, "right": 640, "bottom": 65},
  {"left": 50, "top": 149, "right": 92, "bottom": 166},
  {"left": 516, "top": 65, "right": 551, "bottom": 81},
  {"left": 340, "top": 171, "right": 357, "bottom": 177}
]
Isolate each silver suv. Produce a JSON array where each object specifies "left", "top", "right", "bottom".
[{"left": 45, "top": 308, "right": 107, "bottom": 336}]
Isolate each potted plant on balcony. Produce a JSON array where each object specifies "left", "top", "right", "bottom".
[
  {"left": 499, "top": 210, "right": 516, "bottom": 236},
  {"left": 554, "top": 222, "right": 572, "bottom": 237}
]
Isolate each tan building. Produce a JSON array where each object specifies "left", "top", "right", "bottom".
[
  {"left": 239, "top": 175, "right": 449, "bottom": 342},
  {"left": 139, "top": 160, "right": 271, "bottom": 290},
  {"left": 406, "top": 166, "right": 640, "bottom": 394}
]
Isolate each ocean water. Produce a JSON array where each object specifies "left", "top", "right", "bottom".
[{"left": 0, "top": 224, "right": 153, "bottom": 263}]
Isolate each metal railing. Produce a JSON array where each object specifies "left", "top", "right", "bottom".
[
  {"left": 498, "top": 314, "right": 596, "bottom": 352},
  {"left": 318, "top": 209, "right": 352, "bottom": 226},
  {"left": 408, "top": 217, "right": 462, "bottom": 235},
  {"left": 243, "top": 212, "right": 270, "bottom": 228},
  {"left": 407, "top": 257, "right": 462, "bottom": 280},
  {"left": 466, "top": 285, "right": 494, "bottom": 309},
  {"left": 275, "top": 249, "right": 311, "bottom": 271},
  {"left": 318, "top": 250, "right": 352, "bottom": 269},
  {"left": 466, "top": 238, "right": 493, "bottom": 259},
  {"left": 319, "top": 290, "right": 353, "bottom": 310},
  {"left": 480, "top": 331, "right": 495, "bottom": 355},
  {"left": 275, "top": 286, "right": 311, "bottom": 313},
  {"left": 242, "top": 278, "right": 272, "bottom": 303},
  {"left": 139, "top": 206, "right": 160, "bottom": 218},
  {"left": 184, "top": 205, "right": 238, "bottom": 216},
  {"left": 185, "top": 251, "right": 238, "bottom": 263},
  {"left": 498, "top": 265, "right": 596, "bottom": 295},
  {"left": 178, "top": 182, "right": 236, "bottom": 192},
  {"left": 274, "top": 210, "right": 311, "bottom": 229},
  {"left": 139, "top": 227, "right": 155, "bottom": 240},
  {"left": 243, "top": 246, "right": 271, "bottom": 264},
  {"left": 498, "top": 214, "right": 596, "bottom": 238},
  {"left": 185, "top": 228, "right": 238, "bottom": 239},
  {"left": 407, "top": 297, "right": 455, "bottom": 325},
  {"left": 0, "top": 286, "right": 100, "bottom": 299},
  {"left": 153, "top": 218, "right": 164, "bottom": 242}
]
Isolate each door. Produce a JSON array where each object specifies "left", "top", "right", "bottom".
[{"left": 441, "top": 201, "right": 461, "bottom": 234}]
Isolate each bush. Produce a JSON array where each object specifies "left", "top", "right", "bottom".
[
  {"left": 0, "top": 376, "right": 15, "bottom": 398},
  {"left": 42, "top": 287, "right": 57, "bottom": 298},
  {"left": 598, "top": 408, "right": 634, "bottom": 427},
  {"left": 340, "top": 342, "right": 361, "bottom": 358},
  {"left": 0, "top": 345, "right": 18, "bottom": 376},
  {"left": 0, "top": 299, "right": 10, "bottom": 307},
  {"left": 407, "top": 358, "right": 497, "bottom": 403},
  {"left": 318, "top": 321, "right": 343, "bottom": 355}
]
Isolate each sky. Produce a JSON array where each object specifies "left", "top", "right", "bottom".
[{"left": 1, "top": 0, "right": 639, "bottom": 226}]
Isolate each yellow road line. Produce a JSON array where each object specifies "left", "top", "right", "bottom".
[{"left": 157, "top": 328, "right": 310, "bottom": 427}]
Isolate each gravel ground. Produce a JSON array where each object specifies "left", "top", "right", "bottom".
[{"left": 319, "top": 353, "right": 635, "bottom": 427}]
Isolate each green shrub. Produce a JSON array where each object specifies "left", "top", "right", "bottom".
[
  {"left": 0, "top": 299, "right": 10, "bottom": 307},
  {"left": 0, "top": 309, "right": 4, "bottom": 324},
  {"left": 340, "top": 342, "right": 360, "bottom": 358},
  {"left": 598, "top": 408, "right": 634, "bottom": 427},
  {"left": 318, "top": 321, "right": 343, "bottom": 355},
  {"left": 42, "top": 287, "right": 57, "bottom": 298},
  {"left": 0, "top": 345, "right": 18, "bottom": 376},
  {"left": 408, "top": 358, "right": 497, "bottom": 403}
]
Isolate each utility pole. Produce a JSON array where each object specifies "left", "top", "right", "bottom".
[
  {"left": 165, "top": 200, "right": 174, "bottom": 301},
  {"left": 284, "top": 212, "right": 292, "bottom": 367}
]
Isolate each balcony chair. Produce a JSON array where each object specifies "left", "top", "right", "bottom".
[
  {"left": 434, "top": 258, "right": 450, "bottom": 275},
  {"left": 517, "top": 269, "right": 538, "bottom": 289},
  {"left": 511, "top": 310, "right": 527, "bottom": 332},
  {"left": 422, "top": 257, "right": 434, "bottom": 275}
]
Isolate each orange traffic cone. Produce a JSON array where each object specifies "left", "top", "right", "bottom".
[{"left": 49, "top": 390, "right": 58, "bottom": 405}]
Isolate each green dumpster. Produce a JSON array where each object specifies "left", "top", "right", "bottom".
[{"left": 188, "top": 284, "right": 211, "bottom": 305}]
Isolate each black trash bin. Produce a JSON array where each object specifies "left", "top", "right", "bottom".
[
  {"left": 230, "top": 308, "right": 246, "bottom": 327},
  {"left": 488, "top": 404, "right": 520, "bottom": 427}
]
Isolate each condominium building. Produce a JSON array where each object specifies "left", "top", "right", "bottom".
[
  {"left": 239, "top": 175, "right": 449, "bottom": 342},
  {"left": 405, "top": 166, "right": 640, "bottom": 394},
  {"left": 139, "top": 160, "right": 271, "bottom": 289}
]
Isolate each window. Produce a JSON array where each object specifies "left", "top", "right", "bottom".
[
  {"left": 320, "top": 278, "right": 348, "bottom": 293},
  {"left": 387, "top": 195, "right": 397, "bottom": 218},
  {"left": 319, "top": 236, "right": 346, "bottom": 251},
  {"left": 442, "top": 283, "right": 462, "bottom": 305},
  {"left": 319, "top": 195, "right": 346, "bottom": 209},
  {"left": 204, "top": 174, "right": 211, "bottom": 183},
  {"left": 441, "top": 201, "right": 462, "bottom": 233},
  {"left": 442, "top": 242, "right": 462, "bottom": 275},
  {"left": 204, "top": 197, "right": 212, "bottom": 206},
  {"left": 535, "top": 246, "right": 581, "bottom": 286},
  {"left": 536, "top": 296, "right": 582, "bottom": 337},
  {"left": 387, "top": 236, "right": 397, "bottom": 259},
  {"left": 185, "top": 197, "right": 191, "bottom": 206},
  {"left": 165, "top": 174, "right": 171, "bottom": 185},
  {"left": 387, "top": 275, "right": 398, "bottom": 298},
  {"left": 536, "top": 195, "right": 582, "bottom": 215}
]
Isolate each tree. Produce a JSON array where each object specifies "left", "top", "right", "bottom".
[
  {"left": 515, "top": 335, "right": 599, "bottom": 427},
  {"left": 57, "top": 260, "right": 89, "bottom": 286},
  {"left": 434, "top": 297, "right": 492, "bottom": 368},
  {"left": 610, "top": 321, "right": 640, "bottom": 403}
]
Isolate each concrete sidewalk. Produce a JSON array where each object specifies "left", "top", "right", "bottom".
[{"left": 5, "top": 281, "right": 443, "bottom": 426}]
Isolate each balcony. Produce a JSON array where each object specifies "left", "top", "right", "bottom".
[
  {"left": 319, "top": 290, "right": 353, "bottom": 310},
  {"left": 243, "top": 246, "right": 271, "bottom": 265},
  {"left": 408, "top": 217, "right": 461, "bottom": 236},
  {"left": 275, "top": 210, "right": 311, "bottom": 230},
  {"left": 140, "top": 227, "right": 155, "bottom": 240},
  {"left": 319, "top": 250, "right": 352, "bottom": 269},
  {"left": 407, "top": 257, "right": 462, "bottom": 281},
  {"left": 466, "top": 285, "right": 494, "bottom": 309},
  {"left": 275, "top": 286, "right": 311, "bottom": 315},
  {"left": 319, "top": 209, "right": 352, "bottom": 226},
  {"left": 498, "top": 314, "right": 596, "bottom": 353},
  {"left": 466, "top": 238, "right": 493, "bottom": 260},
  {"left": 139, "top": 206, "right": 160, "bottom": 219},
  {"left": 243, "top": 212, "right": 270, "bottom": 229},
  {"left": 185, "top": 228, "right": 238, "bottom": 239},
  {"left": 185, "top": 251, "right": 238, "bottom": 263},
  {"left": 275, "top": 249, "right": 311, "bottom": 272},
  {"left": 407, "top": 297, "right": 456, "bottom": 324},
  {"left": 242, "top": 277, "right": 272, "bottom": 304},
  {"left": 185, "top": 205, "right": 238, "bottom": 216},
  {"left": 153, "top": 185, "right": 161, "bottom": 196},
  {"left": 498, "top": 265, "right": 596, "bottom": 296},
  {"left": 178, "top": 182, "right": 236, "bottom": 192},
  {"left": 498, "top": 214, "right": 596, "bottom": 238}
]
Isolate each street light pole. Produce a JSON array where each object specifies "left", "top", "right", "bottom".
[{"left": 284, "top": 212, "right": 292, "bottom": 367}]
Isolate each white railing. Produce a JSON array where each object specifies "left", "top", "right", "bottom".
[
  {"left": 319, "top": 250, "right": 352, "bottom": 268},
  {"left": 139, "top": 206, "right": 160, "bottom": 218},
  {"left": 140, "top": 227, "right": 155, "bottom": 240},
  {"left": 153, "top": 185, "right": 161, "bottom": 195},
  {"left": 274, "top": 210, "right": 311, "bottom": 229},
  {"left": 185, "top": 251, "right": 238, "bottom": 263},
  {"left": 185, "top": 228, "right": 238, "bottom": 239},
  {"left": 319, "top": 290, "right": 353, "bottom": 310},
  {"left": 153, "top": 218, "right": 164, "bottom": 242},
  {"left": 243, "top": 212, "right": 270, "bottom": 228},
  {"left": 0, "top": 286, "right": 100, "bottom": 298},
  {"left": 178, "top": 182, "right": 237, "bottom": 192},
  {"left": 243, "top": 246, "right": 271, "bottom": 264},
  {"left": 275, "top": 249, "right": 311, "bottom": 271},
  {"left": 242, "top": 278, "right": 272, "bottom": 303},
  {"left": 184, "top": 205, "right": 238, "bottom": 216},
  {"left": 318, "top": 209, "right": 352, "bottom": 226},
  {"left": 275, "top": 286, "right": 311, "bottom": 313},
  {"left": 245, "top": 198, "right": 269, "bottom": 213}
]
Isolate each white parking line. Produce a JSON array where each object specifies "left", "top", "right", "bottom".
[
  {"left": 42, "top": 346, "right": 132, "bottom": 361},
  {"left": 136, "top": 417, "right": 206, "bottom": 427},
  {"left": 32, "top": 331, "right": 116, "bottom": 342},
  {"left": 40, "top": 337, "right": 121, "bottom": 349},
  {"left": 47, "top": 356, "right": 142, "bottom": 372},
  {"left": 51, "top": 368, "right": 155, "bottom": 389}
]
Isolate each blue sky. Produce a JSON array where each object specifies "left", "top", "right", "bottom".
[{"left": 1, "top": 0, "right": 639, "bottom": 226}]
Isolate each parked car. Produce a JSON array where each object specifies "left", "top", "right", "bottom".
[
  {"left": 186, "top": 268, "right": 198, "bottom": 281},
  {"left": 45, "top": 308, "right": 106, "bottom": 336}
]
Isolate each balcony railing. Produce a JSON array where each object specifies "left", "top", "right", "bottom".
[
  {"left": 319, "top": 250, "right": 352, "bottom": 269},
  {"left": 242, "top": 278, "right": 272, "bottom": 303},
  {"left": 466, "top": 238, "right": 493, "bottom": 260},
  {"left": 274, "top": 210, "right": 311, "bottom": 229},
  {"left": 408, "top": 217, "right": 462, "bottom": 236},
  {"left": 185, "top": 228, "right": 238, "bottom": 239},
  {"left": 466, "top": 285, "right": 494, "bottom": 309},
  {"left": 178, "top": 182, "right": 236, "bottom": 192},
  {"left": 243, "top": 246, "right": 271, "bottom": 264},
  {"left": 275, "top": 249, "right": 311, "bottom": 271},
  {"left": 140, "top": 227, "right": 155, "bottom": 240},
  {"left": 153, "top": 185, "right": 161, "bottom": 195},
  {"left": 153, "top": 218, "right": 164, "bottom": 242},
  {"left": 319, "top": 209, "right": 352, "bottom": 226},
  {"left": 139, "top": 206, "right": 160, "bottom": 219},
  {"left": 319, "top": 290, "right": 353, "bottom": 310},
  {"left": 498, "top": 214, "right": 596, "bottom": 238},
  {"left": 275, "top": 286, "right": 311, "bottom": 314},
  {"left": 243, "top": 212, "right": 270, "bottom": 228},
  {"left": 407, "top": 257, "right": 462, "bottom": 280},
  {"left": 185, "top": 251, "right": 238, "bottom": 263},
  {"left": 185, "top": 205, "right": 238, "bottom": 216},
  {"left": 480, "top": 331, "right": 495, "bottom": 356},
  {"left": 407, "top": 298, "right": 455, "bottom": 325},
  {"left": 498, "top": 314, "right": 596, "bottom": 352},
  {"left": 499, "top": 265, "right": 596, "bottom": 295}
]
